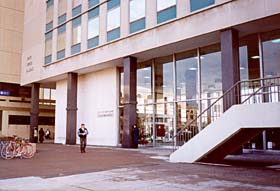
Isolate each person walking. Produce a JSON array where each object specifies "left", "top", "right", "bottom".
[
  {"left": 132, "top": 124, "right": 139, "bottom": 148},
  {"left": 78, "top": 124, "right": 88, "bottom": 153},
  {"left": 39, "top": 128, "right": 45, "bottom": 143}
]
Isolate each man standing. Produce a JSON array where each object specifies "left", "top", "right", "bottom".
[{"left": 78, "top": 124, "right": 88, "bottom": 153}]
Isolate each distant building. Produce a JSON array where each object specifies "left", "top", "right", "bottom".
[{"left": 0, "top": 0, "right": 55, "bottom": 139}]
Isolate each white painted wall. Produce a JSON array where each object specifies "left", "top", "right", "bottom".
[
  {"left": 77, "top": 67, "right": 119, "bottom": 146},
  {"left": 54, "top": 80, "right": 67, "bottom": 144},
  {"left": 170, "top": 103, "right": 280, "bottom": 163},
  {"left": 55, "top": 67, "right": 119, "bottom": 146}
]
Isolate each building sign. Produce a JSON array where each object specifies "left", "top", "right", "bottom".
[
  {"left": 97, "top": 110, "right": 114, "bottom": 118},
  {"left": 26, "top": 55, "right": 34, "bottom": 73}
]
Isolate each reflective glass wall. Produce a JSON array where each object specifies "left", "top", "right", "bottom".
[{"left": 119, "top": 29, "right": 280, "bottom": 149}]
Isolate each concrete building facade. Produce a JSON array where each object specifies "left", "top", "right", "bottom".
[
  {"left": 0, "top": 0, "right": 55, "bottom": 139},
  {"left": 21, "top": 0, "right": 280, "bottom": 148}
]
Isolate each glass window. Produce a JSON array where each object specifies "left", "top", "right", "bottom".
[
  {"left": 201, "top": 45, "right": 222, "bottom": 96},
  {"left": 239, "top": 34, "right": 260, "bottom": 80},
  {"left": 88, "top": 8, "right": 99, "bottom": 39},
  {"left": 107, "top": 28, "right": 120, "bottom": 42},
  {"left": 46, "top": 21, "right": 53, "bottom": 32},
  {"left": 107, "top": 0, "right": 120, "bottom": 10},
  {"left": 72, "top": 17, "right": 81, "bottom": 54},
  {"left": 46, "top": 0, "right": 54, "bottom": 24},
  {"left": 58, "top": 0, "right": 67, "bottom": 16},
  {"left": 72, "top": 0, "right": 82, "bottom": 8},
  {"left": 155, "top": 56, "right": 174, "bottom": 102},
  {"left": 45, "top": 32, "right": 52, "bottom": 64},
  {"left": 88, "top": 0, "right": 99, "bottom": 8},
  {"left": 157, "top": 0, "right": 176, "bottom": 12},
  {"left": 190, "top": 0, "right": 215, "bottom": 12},
  {"left": 176, "top": 50, "right": 198, "bottom": 101},
  {"left": 130, "top": 0, "right": 145, "bottom": 22},
  {"left": 157, "top": 0, "right": 176, "bottom": 24},
  {"left": 107, "top": 7, "right": 120, "bottom": 31},
  {"left": 107, "top": 2, "right": 120, "bottom": 42},
  {"left": 129, "top": 0, "right": 145, "bottom": 33},
  {"left": 137, "top": 62, "right": 152, "bottom": 104},
  {"left": 72, "top": 5, "right": 82, "bottom": 17},
  {"left": 58, "top": 14, "right": 67, "bottom": 25},
  {"left": 57, "top": 25, "right": 66, "bottom": 59},
  {"left": 262, "top": 30, "right": 280, "bottom": 77},
  {"left": 88, "top": 7, "right": 99, "bottom": 48}
]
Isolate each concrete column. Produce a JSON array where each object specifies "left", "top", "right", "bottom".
[
  {"left": 99, "top": 0, "right": 107, "bottom": 44},
  {"left": 66, "top": 73, "right": 78, "bottom": 145},
  {"left": 221, "top": 28, "right": 240, "bottom": 111},
  {"left": 177, "top": 0, "right": 190, "bottom": 18},
  {"left": 30, "top": 83, "right": 40, "bottom": 143},
  {"left": 120, "top": 0, "right": 129, "bottom": 37},
  {"left": 52, "top": 0, "right": 58, "bottom": 62},
  {"left": 122, "top": 56, "right": 137, "bottom": 148},
  {"left": 65, "top": 0, "right": 73, "bottom": 57},
  {"left": 81, "top": 0, "right": 88, "bottom": 51},
  {"left": 146, "top": 0, "right": 157, "bottom": 28}
]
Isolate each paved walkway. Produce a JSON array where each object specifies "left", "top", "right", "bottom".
[{"left": 0, "top": 144, "right": 280, "bottom": 191}]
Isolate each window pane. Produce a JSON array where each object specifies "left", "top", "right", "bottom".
[
  {"left": 201, "top": 45, "right": 222, "bottom": 96},
  {"left": 71, "top": 43, "right": 81, "bottom": 54},
  {"left": 58, "top": 14, "right": 67, "bottom": 25},
  {"left": 137, "top": 66, "right": 152, "bottom": 104},
  {"left": 57, "top": 49, "right": 65, "bottom": 60},
  {"left": 176, "top": 50, "right": 198, "bottom": 101},
  {"left": 88, "top": 17, "right": 99, "bottom": 39},
  {"left": 45, "top": 32, "right": 52, "bottom": 56},
  {"left": 190, "top": 0, "right": 215, "bottom": 12},
  {"left": 72, "top": 0, "right": 81, "bottom": 8},
  {"left": 88, "top": 36, "right": 99, "bottom": 48},
  {"left": 262, "top": 30, "right": 280, "bottom": 77},
  {"left": 88, "top": 0, "right": 99, "bottom": 8},
  {"left": 46, "top": 21, "right": 53, "bottom": 31},
  {"left": 130, "top": 0, "right": 145, "bottom": 22},
  {"left": 58, "top": 0, "right": 67, "bottom": 16},
  {"left": 107, "top": 7, "right": 120, "bottom": 31},
  {"left": 157, "top": 0, "right": 176, "bottom": 12},
  {"left": 155, "top": 56, "right": 174, "bottom": 102},
  {"left": 157, "top": 6, "right": 176, "bottom": 24},
  {"left": 72, "top": 25, "right": 81, "bottom": 44},
  {"left": 72, "top": 5, "right": 82, "bottom": 17},
  {"left": 107, "top": 28, "right": 120, "bottom": 42},
  {"left": 108, "top": 0, "right": 120, "bottom": 10},
  {"left": 130, "top": 18, "right": 145, "bottom": 33},
  {"left": 46, "top": 1, "right": 54, "bottom": 23},
  {"left": 57, "top": 32, "right": 66, "bottom": 51}
]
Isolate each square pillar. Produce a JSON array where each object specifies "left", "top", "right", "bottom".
[
  {"left": 221, "top": 28, "right": 240, "bottom": 111},
  {"left": 66, "top": 72, "right": 78, "bottom": 144},
  {"left": 122, "top": 56, "right": 137, "bottom": 148},
  {"left": 30, "top": 83, "right": 40, "bottom": 143}
]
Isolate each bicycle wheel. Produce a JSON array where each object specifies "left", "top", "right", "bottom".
[
  {"left": 3, "top": 144, "right": 14, "bottom": 160},
  {"left": 21, "top": 144, "right": 34, "bottom": 159},
  {"left": 0, "top": 143, "right": 7, "bottom": 159}
]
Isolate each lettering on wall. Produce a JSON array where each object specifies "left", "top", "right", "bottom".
[
  {"left": 97, "top": 110, "right": 114, "bottom": 118},
  {"left": 26, "top": 56, "right": 34, "bottom": 73}
]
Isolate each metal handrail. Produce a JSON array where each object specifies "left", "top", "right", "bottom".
[{"left": 173, "top": 76, "right": 280, "bottom": 149}]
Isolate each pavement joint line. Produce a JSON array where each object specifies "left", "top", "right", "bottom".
[
  {"left": 70, "top": 185, "right": 97, "bottom": 191},
  {"left": 195, "top": 162, "right": 232, "bottom": 167}
]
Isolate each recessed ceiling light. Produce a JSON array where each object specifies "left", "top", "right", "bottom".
[
  {"left": 240, "top": 67, "right": 245, "bottom": 70},
  {"left": 251, "top": 55, "right": 260, "bottom": 59},
  {"left": 189, "top": 67, "right": 197, "bottom": 71},
  {"left": 272, "top": 39, "right": 280, "bottom": 43}
]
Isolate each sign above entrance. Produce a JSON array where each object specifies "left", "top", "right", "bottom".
[{"left": 97, "top": 110, "right": 114, "bottom": 118}]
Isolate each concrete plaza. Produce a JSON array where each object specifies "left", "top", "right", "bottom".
[{"left": 0, "top": 143, "right": 280, "bottom": 191}]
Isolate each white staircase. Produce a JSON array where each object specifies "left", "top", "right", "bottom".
[{"left": 170, "top": 102, "right": 280, "bottom": 163}]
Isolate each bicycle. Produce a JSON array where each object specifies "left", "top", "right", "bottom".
[{"left": 1, "top": 137, "right": 34, "bottom": 160}]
